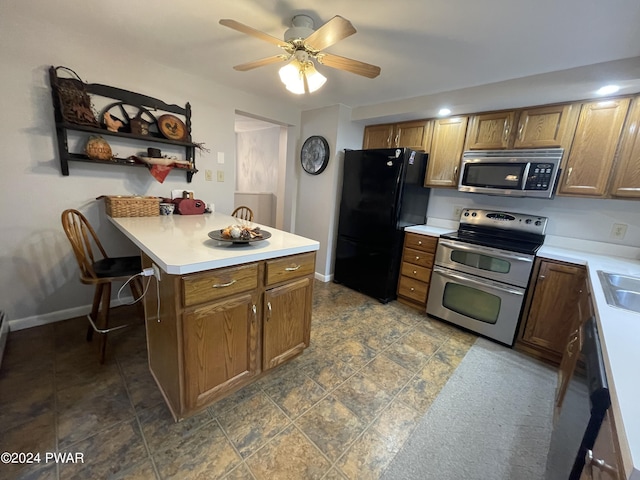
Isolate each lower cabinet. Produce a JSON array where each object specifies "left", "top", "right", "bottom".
[
  {"left": 142, "top": 251, "right": 315, "bottom": 420},
  {"left": 517, "top": 258, "right": 586, "bottom": 364},
  {"left": 580, "top": 408, "right": 625, "bottom": 480},
  {"left": 396, "top": 232, "right": 437, "bottom": 310}
]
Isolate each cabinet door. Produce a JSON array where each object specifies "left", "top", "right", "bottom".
[
  {"left": 183, "top": 292, "right": 258, "bottom": 409},
  {"left": 555, "top": 277, "right": 591, "bottom": 411},
  {"left": 263, "top": 277, "right": 312, "bottom": 370},
  {"left": 558, "top": 98, "right": 631, "bottom": 197},
  {"left": 424, "top": 116, "right": 468, "bottom": 187},
  {"left": 610, "top": 95, "right": 640, "bottom": 198},
  {"left": 581, "top": 409, "right": 624, "bottom": 480},
  {"left": 521, "top": 260, "right": 585, "bottom": 361},
  {"left": 395, "top": 120, "right": 433, "bottom": 152},
  {"left": 464, "top": 111, "right": 516, "bottom": 150},
  {"left": 363, "top": 124, "right": 394, "bottom": 149},
  {"left": 514, "top": 104, "right": 578, "bottom": 149}
]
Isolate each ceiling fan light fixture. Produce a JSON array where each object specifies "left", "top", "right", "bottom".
[{"left": 279, "top": 58, "right": 326, "bottom": 94}]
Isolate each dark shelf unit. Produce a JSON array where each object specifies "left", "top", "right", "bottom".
[{"left": 49, "top": 66, "right": 198, "bottom": 182}]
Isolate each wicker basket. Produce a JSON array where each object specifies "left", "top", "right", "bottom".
[{"left": 103, "top": 196, "right": 160, "bottom": 217}]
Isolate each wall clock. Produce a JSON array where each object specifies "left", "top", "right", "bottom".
[{"left": 301, "top": 135, "right": 330, "bottom": 175}]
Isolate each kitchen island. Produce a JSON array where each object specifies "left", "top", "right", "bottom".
[{"left": 109, "top": 213, "right": 319, "bottom": 421}]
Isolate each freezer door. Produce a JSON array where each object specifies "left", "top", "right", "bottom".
[{"left": 337, "top": 149, "right": 405, "bottom": 242}]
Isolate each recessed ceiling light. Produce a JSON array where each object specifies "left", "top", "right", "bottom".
[
  {"left": 596, "top": 85, "right": 620, "bottom": 95},
  {"left": 438, "top": 108, "right": 451, "bottom": 116}
]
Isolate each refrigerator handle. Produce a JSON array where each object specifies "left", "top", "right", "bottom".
[{"left": 392, "top": 159, "right": 405, "bottom": 227}]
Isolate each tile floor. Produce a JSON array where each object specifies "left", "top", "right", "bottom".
[{"left": 0, "top": 280, "right": 477, "bottom": 480}]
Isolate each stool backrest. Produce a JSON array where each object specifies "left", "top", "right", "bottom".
[
  {"left": 61, "top": 209, "right": 108, "bottom": 281},
  {"left": 232, "top": 206, "right": 254, "bottom": 222}
]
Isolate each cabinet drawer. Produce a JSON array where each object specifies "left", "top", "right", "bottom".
[
  {"left": 182, "top": 263, "right": 259, "bottom": 307},
  {"left": 398, "top": 276, "right": 429, "bottom": 304},
  {"left": 400, "top": 261, "right": 432, "bottom": 282},
  {"left": 402, "top": 248, "right": 434, "bottom": 269},
  {"left": 404, "top": 233, "right": 437, "bottom": 253},
  {"left": 266, "top": 252, "right": 316, "bottom": 286}
]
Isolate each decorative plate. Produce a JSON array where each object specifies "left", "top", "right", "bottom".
[
  {"left": 208, "top": 229, "right": 272, "bottom": 244},
  {"left": 158, "top": 114, "right": 188, "bottom": 141},
  {"left": 301, "top": 135, "right": 330, "bottom": 175}
]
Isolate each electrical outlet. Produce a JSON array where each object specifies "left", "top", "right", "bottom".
[
  {"left": 610, "top": 223, "right": 628, "bottom": 239},
  {"left": 152, "top": 263, "right": 161, "bottom": 281},
  {"left": 204, "top": 169, "right": 212, "bottom": 181},
  {"left": 453, "top": 205, "right": 464, "bottom": 219},
  {"left": 217, "top": 170, "right": 224, "bottom": 182}
]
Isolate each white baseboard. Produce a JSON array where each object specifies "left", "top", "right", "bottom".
[
  {"left": 314, "top": 272, "right": 333, "bottom": 283},
  {"left": 8, "top": 296, "right": 135, "bottom": 332}
]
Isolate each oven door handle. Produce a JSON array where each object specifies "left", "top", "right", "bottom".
[
  {"left": 437, "top": 239, "right": 534, "bottom": 263},
  {"left": 433, "top": 266, "right": 525, "bottom": 296}
]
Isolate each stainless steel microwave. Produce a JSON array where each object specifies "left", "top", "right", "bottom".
[{"left": 458, "top": 148, "right": 563, "bottom": 198}]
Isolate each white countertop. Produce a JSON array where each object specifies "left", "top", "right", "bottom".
[
  {"left": 408, "top": 223, "right": 640, "bottom": 479},
  {"left": 109, "top": 213, "right": 319, "bottom": 275}
]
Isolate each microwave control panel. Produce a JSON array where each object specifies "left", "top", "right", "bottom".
[{"left": 525, "top": 163, "right": 555, "bottom": 190}]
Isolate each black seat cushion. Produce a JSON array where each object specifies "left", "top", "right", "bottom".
[{"left": 93, "top": 256, "right": 142, "bottom": 278}]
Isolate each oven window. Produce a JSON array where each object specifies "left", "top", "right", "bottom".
[
  {"left": 442, "top": 283, "right": 500, "bottom": 324},
  {"left": 464, "top": 163, "right": 526, "bottom": 188},
  {"left": 449, "top": 251, "right": 511, "bottom": 274}
]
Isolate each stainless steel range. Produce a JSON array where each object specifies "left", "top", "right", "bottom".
[{"left": 426, "top": 208, "right": 547, "bottom": 345}]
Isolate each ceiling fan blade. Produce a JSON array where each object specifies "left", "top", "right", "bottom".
[
  {"left": 233, "top": 54, "right": 290, "bottom": 71},
  {"left": 316, "top": 53, "right": 381, "bottom": 78},
  {"left": 219, "top": 19, "right": 290, "bottom": 48},
  {"left": 303, "top": 15, "right": 356, "bottom": 52}
]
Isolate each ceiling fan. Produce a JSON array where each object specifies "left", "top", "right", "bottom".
[{"left": 219, "top": 15, "right": 381, "bottom": 94}]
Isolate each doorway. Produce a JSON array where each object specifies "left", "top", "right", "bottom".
[{"left": 234, "top": 113, "right": 288, "bottom": 228}]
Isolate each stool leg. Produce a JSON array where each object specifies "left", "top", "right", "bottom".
[
  {"left": 87, "top": 284, "right": 103, "bottom": 342},
  {"left": 97, "top": 283, "right": 112, "bottom": 364}
]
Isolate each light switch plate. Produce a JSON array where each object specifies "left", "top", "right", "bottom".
[{"left": 217, "top": 152, "right": 225, "bottom": 164}]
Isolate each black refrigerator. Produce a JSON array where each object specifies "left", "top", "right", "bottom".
[{"left": 334, "top": 148, "right": 430, "bottom": 303}]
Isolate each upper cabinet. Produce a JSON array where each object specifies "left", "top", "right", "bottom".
[
  {"left": 464, "top": 111, "right": 516, "bottom": 150},
  {"left": 424, "top": 116, "right": 468, "bottom": 188},
  {"left": 557, "top": 98, "right": 631, "bottom": 197},
  {"left": 464, "top": 104, "right": 579, "bottom": 151},
  {"left": 609, "top": 95, "right": 640, "bottom": 198},
  {"left": 363, "top": 120, "right": 432, "bottom": 151}
]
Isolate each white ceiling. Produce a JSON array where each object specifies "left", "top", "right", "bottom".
[{"left": 9, "top": 0, "right": 640, "bottom": 120}]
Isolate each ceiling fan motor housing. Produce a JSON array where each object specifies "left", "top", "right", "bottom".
[{"left": 284, "top": 14, "right": 315, "bottom": 42}]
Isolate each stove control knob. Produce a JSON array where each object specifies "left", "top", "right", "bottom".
[
  {"left": 535, "top": 220, "right": 542, "bottom": 226},
  {"left": 525, "top": 219, "right": 532, "bottom": 224},
  {"left": 463, "top": 212, "right": 470, "bottom": 217},
  {"left": 471, "top": 212, "right": 477, "bottom": 217}
]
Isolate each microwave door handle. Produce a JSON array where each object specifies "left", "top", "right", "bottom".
[
  {"left": 521, "top": 163, "right": 531, "bottom": 191},
  {"left": 433, "top": 266, "right": 525, "bottom": 296},
  {"left": 437, "top": 239, "right": 533, "bottom": 263}
]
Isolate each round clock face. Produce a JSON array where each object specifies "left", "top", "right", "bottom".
[{"left": 301, "top": 136, "right": 330, "bottom": 175}]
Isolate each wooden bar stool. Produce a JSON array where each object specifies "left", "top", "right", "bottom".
[
  {"left": 61, "top": 209, "right": 144, "bottom": 363},
  {"left": 232, "top": 206, "right": 254, "bottom": 222}
]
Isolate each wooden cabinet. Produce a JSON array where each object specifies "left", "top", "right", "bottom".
[
  {"left": 464, "top": 111, "right": 516, "bottom": 150},
  {"left": 517, "top": 258, "right": 586, "bottom": 364},
  {"left": 555, "top": 276, "right": 592, "bottom": 413},
  {"left": 396, "top": 233, "right": 438, "bottom": 310},
  {"left": 424, "top": 116, "right": 468, "bottom": 187},
  {"left": 465, "top": 104, "right": 579, "bottom": 150},
  {"left": 363, "top": 120, "right": 432, "bottom": 151},
  {"left": 610, "top": 95, "right": 640, "bottom": 198},
  {"left": 580, "top": 409, "right": 625, "bottom": 480},
  {"left": 142, "top": 251, "right": 315, "bottom": 420},
  {"left": 558, "top": 98, "right": 631, "bottom": 197}
]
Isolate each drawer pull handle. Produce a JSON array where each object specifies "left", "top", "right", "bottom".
[
  {"left": 267, "top": 301, "right": 272, "bottom": 320},
  {"left": 212, "top": 279, "right": 237, "bottom": 288},
  {"left": 413, "top": 270, "right": 417, "bottom": 275},
  {"left": 585, "top": 449, "right": 617, "bottom": 476},
  {"left": 285, "top": 265, "right": 301, "bottom": 271},
  {"left": 417, "top": 240, "right": 422, "bottom": 245},
  {"left": 410, "top": 287, "right": 415, "bottom": 291},
  {"left": 415, "top": 256, "right": 420, "bottom": 260},
  {"left": 252, "top": 304, "right": 257, "bottom": 320}
]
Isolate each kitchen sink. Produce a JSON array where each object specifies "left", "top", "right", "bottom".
[{"left": 597, "top": 271, "right": 640, "bottom": 314}]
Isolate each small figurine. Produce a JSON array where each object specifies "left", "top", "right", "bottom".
[{"left": 103, "top": 112, "right": 123, "bottom": 132}]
